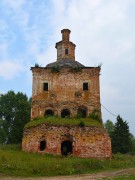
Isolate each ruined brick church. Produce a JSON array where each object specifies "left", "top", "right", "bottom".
[{"left": 22, "top": 29, "right": 111, "bottom": 158}]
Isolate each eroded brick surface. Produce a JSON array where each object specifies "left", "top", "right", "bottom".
[
  {"left": 22, "top": 124, "right": 111, "bottom": 159},
  {"left": 22, "top": 29, "right": 112, "bottom": 159},
  {"left": 31, "top": 67, "right": 101, "bottom": 119}
]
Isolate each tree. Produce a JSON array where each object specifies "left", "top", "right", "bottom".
[
  {"left": 111, "top": 115, "right": 132, "bottom": 154},
  {"left": 0, "top": 91, "right": 30, "bottom": 144},
  {"left": 0, "top": 119, "right": 6, "bottom": 143},
  {"left": 104, "top": 120, "right": 114, "bottom": 137},
  {"left": 130, "top": 134, "right": 135, "bottom": 154}
]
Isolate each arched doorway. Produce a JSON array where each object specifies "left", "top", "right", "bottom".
[
  {"left": 61, "top": 109, "right": 70, "bottom": 118},
  {"left": 61, "top": 141, "right": 72, "bottom": 156},
  {"left": 77, "top": 108, "right": 87, "bottom": 118},
  {"left": 45, "top": 109, "right": 54, "bottom": 116},
  {"left": 39, "top": 140, "right": 46, "bottom": 151}
]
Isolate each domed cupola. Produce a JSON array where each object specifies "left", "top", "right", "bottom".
[{"left": 46, "top": 29, "right": 85, "bottom": 68}]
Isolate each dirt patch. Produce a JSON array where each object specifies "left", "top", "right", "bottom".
[{"left": 0, "top": 168, "right": 135, "bottom": 180}]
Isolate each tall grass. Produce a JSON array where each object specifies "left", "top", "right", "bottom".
[{"left": 0, "top": 145, "right": 135, "bottom": 177}]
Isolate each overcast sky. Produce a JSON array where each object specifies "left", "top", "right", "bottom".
[{"left": 0, "top": 0, "right": 135, "bottom": 135}]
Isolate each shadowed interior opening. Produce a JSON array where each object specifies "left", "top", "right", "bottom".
[
  {"left": 61, "top": 109, "right": 70, "bottom": 118},
  {"left": 77, "top": 108, "right": 87, "bottom": 118},
  {"left": 40, "top": 140, "right": 46, "bottom": 151},
  {"left": 61, "top": 140, "right": 72, "bottom": 156},
  {"left": 45, "top": 109, "right": 54, "bottom": 116}
]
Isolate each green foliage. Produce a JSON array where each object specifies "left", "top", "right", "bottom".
[
  {"left": 97, "top": 63, "right": 102, "bottom": 68},
  {"left": 130, "top": 134, "right": 135, "bottom": 154},
  {"left": 0, "top": 91, "right": 31, "bottom": 144},
  {"left": 51, "top": 65, "right": 61, "bottom": 73},
  {"left": 111, "top": 115, "right": 132, "bottom": 154},
  {"left": 89, "top": 110, "right": 101, "bottom": 122},
  {"left": 0, "top": 145, "right": 135, "bottom": 177},
  {"left": 34, "top": 63, "right": 40, "bottom": 67},
  {"left": 0, "top": 144, "right": 21, "bottom": 150},
  {"left": 70, "top": 66, "right": 82, "bottom": 73},
  {"left": 76, "top": 111, "right": 83, "bottom": 118},
  {"left": 25, "top": 116, "right": 103, "bottom": 129},
  {"left": 104, "top": 120, "right": 114, "bottom": 136},
  {"left": 78, "top": 121, "right": 85, "bottom": 127},
  {"left": 0, "top": 120, "right": 6, "bottom": 144}
]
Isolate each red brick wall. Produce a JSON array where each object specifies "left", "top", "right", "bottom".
[
  {"left": 22, "top": 124, "right": 111, "bottom": 159},
  {"left": 31, "top": 67, "right": 101, "bottom": 119}
]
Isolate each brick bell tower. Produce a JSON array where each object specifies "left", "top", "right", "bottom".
[
  {"left": 30, "top": 28, "right": 101, "bottom": 119},
  {"left": 55, "top": 29, "right": 76, "bottom": 61}
]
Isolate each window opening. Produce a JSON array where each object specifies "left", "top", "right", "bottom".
[
  {"left": 61, "top": 141, "right": 72, "bottom": 156},
  {"left": 65, "top": 48, "right": 68, "bottom": 54},
  {"left": 61, "top": 109, "right": 70, "bottom": 118},
  {"left": 45, "top": 109, "right": 54, "bottom": 116},
  {"left": 43, "top": 83, "right": 48, "bottom": 91},
  {"left": 40, "top": 140, "right": 46, "bottom": 151},
  {"left": 83, "top": 82, "right": 88, "bottom": 90},
  {"left": 77, "top": 108, "right": 87, "bottom": 118}
]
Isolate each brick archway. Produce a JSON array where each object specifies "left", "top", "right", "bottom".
[
  {"left": 44, "top": 109, "right": 54, "bottom": 116},
  {"left": 61, "top": 140, "right": 72, "bottom": 156},
  {"left": 77, "top": 106, "right": 87, "bottom": 118},
  {"left": 61, "top": 109, "right": 70, "bottom": 118}
]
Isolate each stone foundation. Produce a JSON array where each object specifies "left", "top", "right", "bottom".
[{"left": 22, "top": 123, "right": 111, "bottom": 159}]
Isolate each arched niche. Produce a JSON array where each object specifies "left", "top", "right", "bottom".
[
  {"left": 44, "top": 109, "right": 54, "bottom": 117},
  {"left": 61, "top": 109, "right": 70, "bottom": 118},
  {"left": 77, "top": 107, "right": 87, "bottom": 118}
]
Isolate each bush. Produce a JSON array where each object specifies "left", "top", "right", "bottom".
[
  {"left": 51, "top": 65, "right": 61, "bottom": 73},
  {"left": 89, "top": 110, "right": 101, "bottom": 122},
  {"left": 78, "top": 121, "right": 85, "bottom": 127},
  {"left": 76, "top": 112, "right": 83, "bottom": 119},
  {"left": 70, "top": 67, "right": 82, "bottom": 73},
  {"left": 34, "top": 63, "right": 40, "bottom": 67}
]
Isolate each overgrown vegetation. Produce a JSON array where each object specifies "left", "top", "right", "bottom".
[
  {"left": 34, "top": 63, "right": 41, "bottom": 67},
  {"left": 25, "top": 116, "right": 103, "bottom": 129},
  {"left": 51, "top": 65, "right": 61, "bottom": 73},
  {"left": 89, "top": 110, "right": 101, "bottom": 122},
  {"left": 70, "top": 66, "right": 82, "bottom": 73},
  {"left": 0, "top": 145, "right": 135, "bottom": 177},
  {"left": 78, "top": 121, "right": 85, "bottom": 127}
]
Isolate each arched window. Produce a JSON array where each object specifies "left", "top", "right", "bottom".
[
  {"left": 45, "top": 109, "right": 54, "bottom": 116},
  {"left": 61, "top": 109, "right": 70, "bottom": 118},
  {"left": 65, "top": 48, "right": 68, "bottom": 54},
  {"left": 77, "top": 108, "right": 87, "bottom": 118},
  {"left": 61, "top": 141, "right": 72, "bottom": 156},
  {"left": 39, "top": 140, "right": 46, "bottom": 151}
]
